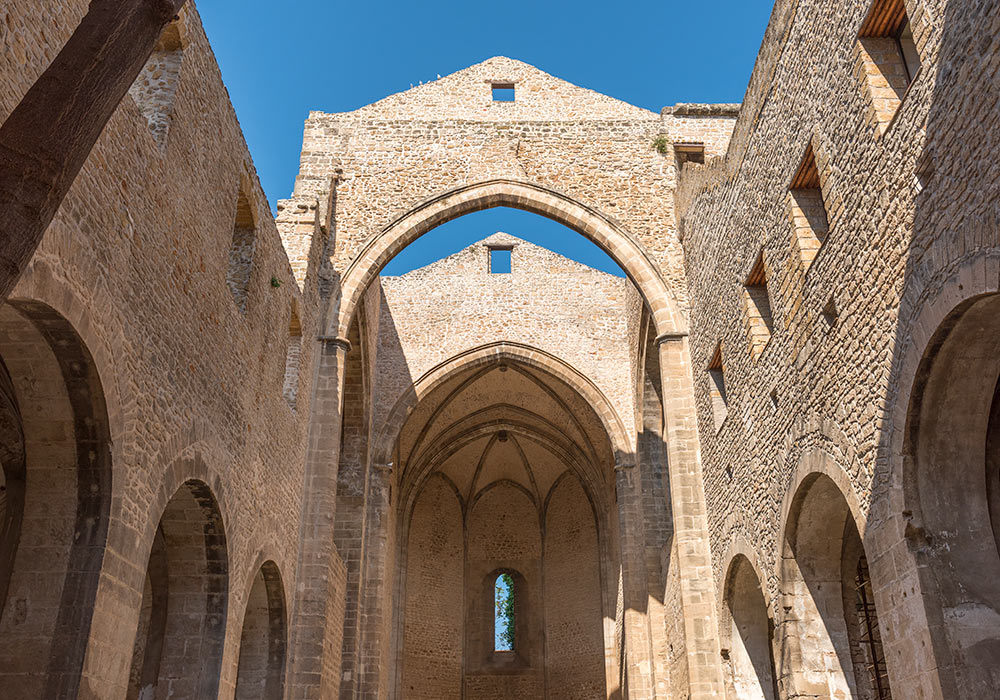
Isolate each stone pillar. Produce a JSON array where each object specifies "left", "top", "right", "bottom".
[
  {"left": 615, "top": 460, "right": 659, "bottom": 699},
  {"left": 656, "top": 333, "right": 725, "bottom": 699},
  {"left": 355, "top": 462, "right": 395, "bottom": 700},
  {"left": 288, "top": 336, "right": 352, "bottom": 700}
]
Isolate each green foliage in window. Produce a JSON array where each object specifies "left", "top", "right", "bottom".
[{"left": 495, "top": 573, "right": 515, "bottom": 650}]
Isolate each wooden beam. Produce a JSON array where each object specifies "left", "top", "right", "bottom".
[{"left": 0, "top": 0, "right": 188, "bottom": 300}]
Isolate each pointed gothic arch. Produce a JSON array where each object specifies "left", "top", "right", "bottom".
[{"left": 329, "top": 179, "right": 685, "bottom": 341}]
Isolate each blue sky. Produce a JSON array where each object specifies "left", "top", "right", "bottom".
[{"left": 198, "top": 0, "right": 773, "bottom": 275}]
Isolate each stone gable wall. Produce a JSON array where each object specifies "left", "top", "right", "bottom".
[
  {"left": 293, "top": 57, "right": 738, "bottom": 322},
  {"left": 376, "top": 235, "right": 641, "bottom": 442}
]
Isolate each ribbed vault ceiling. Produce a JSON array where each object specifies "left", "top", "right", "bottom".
[{"left": 396, "top": 361, "right": 616, "bottom": 515}]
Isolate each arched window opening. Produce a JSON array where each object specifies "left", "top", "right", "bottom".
[
  {"left": 227, "top": 186, "right": 257, "bottom": 313},
  {"left": 494, "top": 572, "right": 515, "bottom": 652},
  {"left": 128, "top": 19, "right": 185, "bottom": 147},
  {"left": 282, "top": 308, "right": 302, "bottom": 409},
  {"left": 853, "top": 554, "right": 891, "bottom": 699}
]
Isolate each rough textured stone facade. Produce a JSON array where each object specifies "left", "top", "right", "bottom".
[{"left": 1, "top": 0, "right": 999, "bottom": 699}]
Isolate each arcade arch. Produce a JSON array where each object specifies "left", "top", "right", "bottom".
[
  {"left": 234, "top": 560, "right": 287, "bottom": 700},
  {"left": 328, "top": 179, "right": 685, "bottom": 340},
  {"left": 127, "top": 479, "right": 229, "bottom": 700},
  {"left": 0, "top": 300, "right": 112, "bottom": 699},
  {"left": 779, "top": 471, "right": 893, "bottom": 700},
  {"left": 392, "top": 348, "right": 617, "bottom": 699},
  {"left": 722, "top": 554, "right": 776, "bottom": 700},
  {"left": 903, "top": 292, "right": 1000, "bottom": 693}
]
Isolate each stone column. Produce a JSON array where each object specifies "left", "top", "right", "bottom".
[
  {"left": 288, "top": 336, "right": 352, "bottom": 700},
  {"left": 355, "top": 462, "right": 395, "bottom": 700},
  {"left": 615, "top": 460, "right": 659, "bottom": 699},
  {"left": 656, "top": 333, "right": 725, "bottom": 699}
]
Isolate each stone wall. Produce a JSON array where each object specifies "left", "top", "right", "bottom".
[
  {"left": 0, "top": 2, "right": 329, "bottom": 697},
  {"left": 679, "top": 0, "right": 1000, "bottom": 696}
]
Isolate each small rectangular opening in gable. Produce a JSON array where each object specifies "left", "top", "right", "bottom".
[
  {"left": 489, "top": 247, "right": 512, "bottom": 274},
  {"left": 675, "top": 143, "right": 706, "bottom": 167},
  {"left": 491, "top": 82, "right": 515, "bottom": 102}
]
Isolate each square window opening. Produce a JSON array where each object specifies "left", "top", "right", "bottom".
[
  {"left": 857, "top": 0, "right": 922, "bottom": 131},
  {"left": 675, "top": 143, "right": 706, "bottom": 168},
  {"left": 489, "top": 248, "right": 512, "bottom": 274},
  {"left": 491, "top": 82, "right": 515, "bottom": 102}
]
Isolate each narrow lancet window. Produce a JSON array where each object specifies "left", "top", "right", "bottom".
[{"left": 494, "top": 573, "right": 515, "bottom": 651}]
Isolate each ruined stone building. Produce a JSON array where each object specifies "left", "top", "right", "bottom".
[{"left": 0, "top": 0, "right": 998, "bottom": 698}]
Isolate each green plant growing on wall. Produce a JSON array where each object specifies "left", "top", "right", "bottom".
[{"left": 652, "top": 135, "right": 670, "bottom": 155}]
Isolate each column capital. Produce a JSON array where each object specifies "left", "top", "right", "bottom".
[
  {"left": 655, "top": 331, "right": 689, "bottom": 346},
  {"left": 318, "top": 336, "right": 352, "bottom": 352}
]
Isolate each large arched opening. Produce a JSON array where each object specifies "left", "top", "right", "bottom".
[
  {"left": 722, "top": 554, "right": 776, "bottom": 700},
  {"left": 779, "top": 471, "right": 893, "bottom": 700},
  {"left": 328, "top": 179, "right": 685, "bottom": 340},
  {"left": 291, "top": 177, "right": 722, "bottom": 699},
  {"left": 234, "top": 560, "right": 287, "bottom": 700},
  {"left": 0, "top": 300, "right": 112, "bottom": 699},
  {"left": 126, "top": 478, "right": 229, "bottom": 700},
  {"left": 903, "top": 292, "right": 1000, "bottom": 693},
  {"left": 392, "top": 348, "right": 619, "bottom": 699}
]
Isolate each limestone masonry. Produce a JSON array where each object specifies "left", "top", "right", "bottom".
[{"left": 1, "top": 0, "right": 999, "bottom": 699}]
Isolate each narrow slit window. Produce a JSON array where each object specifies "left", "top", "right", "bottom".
[
  {"left": 707, "top": 343, "right": 728, "bottom": 431},
  {"left": 743, "top": 250, "right": 774, "bottom": 357},
  {"left": 494, "top": 573, "right": 515, "bottom": 651},
  {"left": 282, "top": 309, "right": 303, "bottom": 409},
  {"left": 489, "top": 247, "right": 512, "bottom": 274},
  {"left": 227, "top": 187, "right": 257, "bottom": 313},
  {"left": 491, "top": 82, "right": 515, "bottom": 102},
  {"left": 789, "top": 143, "right": 829, "bottom": 270}
]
